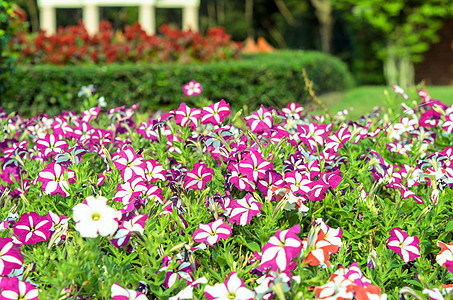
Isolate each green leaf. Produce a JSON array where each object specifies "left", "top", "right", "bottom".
[
  {"left": 445, "top": 220, "right": 453, "bottom": 232},
  {"left": 246, "top": 241, "right": 261, "bottom": 253}
]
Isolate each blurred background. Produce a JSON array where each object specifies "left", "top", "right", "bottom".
[
  {"left": 10, "top": 0, "right": 453, "bottom": 86},
  {"left": 2, "top": 0, "right": 453, "bottom": 118}
]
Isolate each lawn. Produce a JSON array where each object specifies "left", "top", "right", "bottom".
[{"left": 318, "top": 85, "right": 453, "bottom": 120}]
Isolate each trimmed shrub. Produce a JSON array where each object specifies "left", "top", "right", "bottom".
[{"left": 1, "top": 50, "right": 354, "bottom": 116}]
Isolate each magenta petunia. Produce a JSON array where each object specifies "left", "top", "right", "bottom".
[
  {"left": 182, "top": 80, "right": 202, "bottom": 97},
  {"left": 183, "top": 162, "right": 214, "bottom": 191},
  {"left": 228, "top": 193, "right": 262, "bottom": 226},
  {"left": 13, "top": 212, "right": 52, "bottom": 245},
  {"left": 387, "top": 227, "right": 420, "bottom": 262},
  {"left": 0, "top": 238, "right": 23, "bottom": 276},
  {"left": 193, "top": 218, "right": 232, "bottom": 247},
  {"left": 36, "top": 162, "right": 76, "bottom": 197},
  {"left": 200, "top": 99, "right": 231, "bottom": 126},
  {"left": 260, "top": 224, "right": 303, "bottom": 271},
  {"left": 0, "top": 276, "right": 38, "bottom": 300}
]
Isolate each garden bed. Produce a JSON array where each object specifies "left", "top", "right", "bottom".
[{"left": 0, "top": 83, "right": 452, "bottom": 299}]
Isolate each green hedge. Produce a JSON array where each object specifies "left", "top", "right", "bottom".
[{"left": 1, "top": 50, "right": 354, "bottom": 116}]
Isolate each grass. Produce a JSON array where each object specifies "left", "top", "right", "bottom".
[{"left": 316, "top": 85, "right": 453, "bottom": 120}]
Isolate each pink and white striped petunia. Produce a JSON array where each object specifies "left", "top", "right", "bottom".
[
  {"left": 324, "top": 126, "right": 351, "bottom": 153},
  {"left": 111, "top": 214, "right": 148, "bottom": 248},
  {"left": 35, "top": 133, "right": 69, "bottom": 158},
  {"left": 13, "top": 212, "right": 52, "bottom": 245},
  {"left": 113, "top": 146, "right": 146, "bottom": 182},
  {"left": 204, "top": 272, "right": 255, "bottom": 300},
  {"left": 244, "top": 105, "right": 273, "bottom": 133},
  {"left": 113, "top": 176, "right": 148, "bottom": 209},
  {"left": 387, "top": 227, "right": 420, "bottom": 263},
  {"left": 0, "top": 238, "right": 23, "bottom": 276},
  {"left": 174, "top": 103, "right": 201, "bottom": 130},
  {"left": 228, "top": 193, "right": 263, "bottom": 226},
  {"left": 282, "top": 103, "right": 304, "bottom": 119},
  {"left": 0, "top": 276, "right": 38, "bottom": 300},
  {"left": 182, "top": 80, "right": 202, "bottom": 97},
  {"left": 193, "top": 218, "right": 232, "bottom": 247},
  {"left": 238, "top": 151, "right": 273, "bottom": 182},
  {"left": 442, "top": 114, "right": 453, "bottom": 133},
  {"left": 36, "top": 163, "right": 76, "bottom": 197},
  {"left": 144, "top": 159, "right": 167, "bottom": 183},
  {"left": 200, "top": 99, "right": 231, "bottom": 126},
  {"left": 260, "top": 224, "right": 303, "bottom": 271},
  {"left": 111, "top": 282, "right": 148, "bottom": 300},
  {"left": 183, "top": 162, "right": 214, "bottom": 191}
]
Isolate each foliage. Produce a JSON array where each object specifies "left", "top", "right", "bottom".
[
  {"left": 10, "top": 21, "right": 241, "bottom": 65},
  {"left": 0, "top": 50, "right": 354, "bottom": 117},
  {"left": 0, "top": 0, "right": 16, "bottom": 93},
  {"left": 1, "top": 84, "right": 453, "bottom": 299},
  {"left": 334, "top": 0, "right": 453, "bottom": 86}
]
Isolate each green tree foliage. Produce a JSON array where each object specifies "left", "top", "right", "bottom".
[
  {"left": 0, "top": 0, "right": 15, "bottom": 93},
  {"left": 334, "top": 0, "right": 453, "bottom": 86}
]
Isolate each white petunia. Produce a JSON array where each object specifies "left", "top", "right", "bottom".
[{"left": 73, "top": 196, "right": 122, "bottom": 238}]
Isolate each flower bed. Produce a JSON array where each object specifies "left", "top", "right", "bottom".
[
  {"left": 0, "top": 83, "right": 453, "bottom": 299},
  {"left": 11, "top": 21, "right": 241, "bottom": 65}
]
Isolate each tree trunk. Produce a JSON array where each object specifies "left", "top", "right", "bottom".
[
  {"left": 383, "top": 44, "right": 414, "bottom": 87},
  {"left": 399, "top": 55, "right": 414, "bottom": 88},
  {"left": 245, "top": 0, "right": 254, "bottom": 38},
  {"left": 26, "top": 0, "right": 39, "bottom": 32},
  {"left": 310, "top": 0, "right": 333, "bottom": 53}
]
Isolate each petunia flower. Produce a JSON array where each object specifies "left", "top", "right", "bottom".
[
  {"left": 36, "top": 162, "right": 76, "bottom": 197},
  {"left": 387, "top": 227, "right": 420, "bottom": 262},
  {"left": 244, "top": 105, "right": 273, "bottom": 133},
  {"left": 183, "top": 162, "right": 214, "bottom": 191},
  {"left": 111, "top": 214, "right": 148, "bottom": 248},
  {"left": 169, "top": 277, "right": 207, "bottom": 300},
  {"left": 35, "top": 133, "right": 69, "bottom": 158},
  {"left": 254, "top": 270, "right": 300, "bottom": 300},
  {"left": 113, "top": 146, "right": 146, "bottom": 182},
  {"left": 113, "top": 176, "right": 148, "bottom": 210},
  {"left": 282, "top": 103, "right": 304, "bottom": 119},
  {"left": 193, "top": 218, "right": 232, "bottom": 247},
  {"left": 144, "top": 159, "right": 167, "bottom": 183},
  {"left": 13, "top": 212, "right": 52, "bottom": 245},
  {"left": 0, "top": 276, "right": 38, "bottom": 300},
  {"left": 238, "top": 151, "right": 273, "bottom": 182},
  {"left": 436, "top": 241, "right": 453, "bottom": 273},
  {"left": 182, "top": 80, "right": 202, "bottom": 97},
  {"left": 228, "top": 163, "right": 256, "bottom": 192},
  {"left": 73, "top": 196, "right": 122, "bottom": 238},
  {"left": 302, "top": 225, "right": 339, "bottom": 267},
  {"left": 201, "top": 99, "right": 231, "bottom": 126},
  {"left": 260, "top": 224, "right": 303, "bottom": 271},
  {"left": 174, "top": 103, "right": 201, "bottom": 130},
  {"left": 0, "top": 238, "right": 23, "bottom": 276},
  {"left": 391, "top": 84, "right": 409, "bottom": 100},
  {"left": 204, "top": 272, "right": 255, "bottom": 300},
  {"left": 228, "top": 193, "right": 263, "bottom": 226},
  {"left": 111, "top": 282, "right": 148, "bottom": 300}
]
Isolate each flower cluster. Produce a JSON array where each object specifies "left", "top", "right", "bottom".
[
  {"left": 12, "top": 21, "right": 241, "bottom": 65},
  {"left": 0, "top": 83, "right": 452, "bottom": 299}
]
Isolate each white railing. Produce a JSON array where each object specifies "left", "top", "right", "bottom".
[{"left": 37, "top": 0, "right": 200, "bottom": 35}]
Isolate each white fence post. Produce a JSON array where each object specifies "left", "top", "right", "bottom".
[
  {"left": 139, "top": 3, "right": 155, "bottom": 35},
  {"left": 84, "top": 4, "right": 99, "bottom": 35},
  {"left": 40, "top": 5, "right": 56, "bottom": 35}
]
